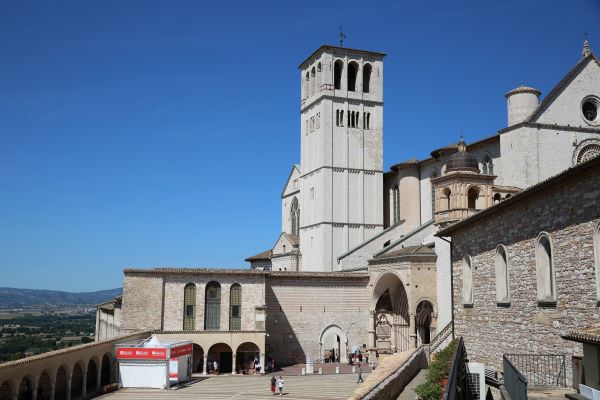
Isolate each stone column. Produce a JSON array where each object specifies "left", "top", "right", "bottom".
[
  {"left": 50, "top": 383, "right": 56, "bottom": 400},
  {"left": 31, "top": 382, "right": 38, "bottom": 400},
  {"left": 410, "top": 313, "right": 417, "bottom": 349},
  {"left": 259, "top": 353, "right": 265, "bottom": 374},
  {"left": 66, "top": 378, "right": 72, "bottom": 400},
  {"left": 368, "top": 311, "right": 375, "bottom": 349},
  {"left": 11, "top": 391, "right": 17, "bottom": 400},
  {"left": 82, "top": 369, "right": 87, "bottom": 398},
  {"left": 203, "top": 354, "right": 208, "bottom": 376},
  {"left": 231, "top": 353, "right": 237, "bottom": 375},
  {"left": 96, "top": 369, "right": 101, "bottom": 393}
]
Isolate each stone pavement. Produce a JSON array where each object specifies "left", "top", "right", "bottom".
[
  {"left": 97, "top": 373, "right": 370, "bottom": 400},
  {"left": 279, "top": 362, "right": 373, "bottom": 376},
  {"left": 396, "top": 368, "right": 428, "bottom": 400}
]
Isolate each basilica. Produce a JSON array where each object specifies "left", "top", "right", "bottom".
[{"left": 99, "top": 40, "right": 600, "bottom": 382}]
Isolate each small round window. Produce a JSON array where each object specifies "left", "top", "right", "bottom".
[{"left": 582, "top": 96, "right": 600, "bottom": 125}]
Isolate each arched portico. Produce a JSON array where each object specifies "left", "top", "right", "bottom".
[
  {"left": 370, "top": 271, "right": 411, "bottom": 353},
  {"left": 70, "top": 361, "right": 84, "bottom": 399},
  {"left": 100, "top": 353, "right": 112, "bottom": 386},
  {"left": 319, "top": 324, "right": 348, "bottom": 363}
]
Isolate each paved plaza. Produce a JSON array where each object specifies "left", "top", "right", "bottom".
[{"left": 98, "top": 373, "right": 370, "bottom": 400}]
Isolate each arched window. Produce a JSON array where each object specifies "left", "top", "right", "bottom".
[
  {"left": 462, "top": 254, "right": 473, "bottom": 305},
  {"left": 291, "top": 197, "right": 300, "bottom": 236},
  {"left": 595, "top": 223, "right": 600, "bottom": 300},
  {"left": 334, "top": 60, "right": 343, "bottom": 90},
  {"left": 229, "top": 284, "right": 242, "bottom": 330},
  {"left": 392, "top": 185, "right": 400, "bottom": 224},
  {"left": 336, "top": 110, "right": 340, "bottom": 126},
  {"left": 340, "top": 110, "right": 344, "bottom": 126},
  {"left": 536, "top": 233, "right": 556, "bottom": 303},
  {"left": 305, "top": 72, "right": 310, "bottom": 97},
  {"left": 483, "top": 154, "right": 494, "bottom": 175},
  {"left": 443, "top": 187, "right": 451, "bottom": 211},
  {"left": 183, "top": 283, "right": 196, "bottom": 331},
  {"left": 363, "top": 63, "right": 372, "bottom": 93},
  {"left": 430, "top": 170, "right": 439, "bottom": 215},
  {"left": 367, "top": 113, "right": 370, "bottom": 129},
  {"left": 347, "top": 61, "right": 359, "bottom": 92},
  {"left": 493, "top": 193, "right": 502, "bottom": 204},
  {"left": 495, "top": 245, "right": 510, "bottom": 304},
  {"left": 310, "top": 67, "right": 316, "bottom": 96},
  {"left": 467, "top": 187, "right": 479, "bottom": 209},
  {"left": 204, "top": 281, "right": 221, "bottom": 330}
]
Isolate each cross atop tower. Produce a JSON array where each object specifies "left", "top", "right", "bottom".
[{"left": 339, "top": 28, "right": 346, "bottom": 48}]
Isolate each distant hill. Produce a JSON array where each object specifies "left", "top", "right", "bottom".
[{"left": 0, "top": 287, "right": 123, "bottom": 308}]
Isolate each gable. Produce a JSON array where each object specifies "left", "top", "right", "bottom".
[
  {"left": 528, "top": 55, "right": 600, "bottom": 127},
  {"left": 281, "top": 164, "right": 301, "bottom": 198},
  {"left": 272, "top": 233, "right": 299, "bottom": 255}
]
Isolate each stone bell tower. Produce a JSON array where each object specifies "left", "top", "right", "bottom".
[
  {"left": 298, "top": 45, "right": 386, "bottom": 271},
  {"left": 432, "top": 138, "right": 495, "bottom": 226}
]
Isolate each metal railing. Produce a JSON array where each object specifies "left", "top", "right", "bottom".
[
  {"left": 443, "top": 337, "right": 468, "bottom": 400},
  {"left": 503, "top": 354, "right": 566, "bottom": 388},
  {"left": 503, "top": 355, "right": 528, "bottom": 400},
  {"left": 429, "top": 321, "right": 453, "bottom": 354}
]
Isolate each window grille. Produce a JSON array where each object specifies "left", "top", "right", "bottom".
[
  {"left": 183, "top": 283, "right": 196, "bottom": 331},
  {"left": 229, "top": 284, "right": 242, "bottom": 330},
  {"left": 204, "top": 281, "right": 221, "bottom": 330}
]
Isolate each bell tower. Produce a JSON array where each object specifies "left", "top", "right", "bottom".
[{"left": 298, "top": 45, "right": 386, "bottom": 271}]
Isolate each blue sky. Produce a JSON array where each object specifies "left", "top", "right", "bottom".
[{"left": 1, "top": 1, "right": 598, "bottom": 292}]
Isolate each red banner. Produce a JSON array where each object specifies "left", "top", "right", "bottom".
[
  {"left": 170, "top": 344, "right": 192, "bottom": 359},
  {"left": 117, "top": 347, "right": 167, "bottom": 360}
]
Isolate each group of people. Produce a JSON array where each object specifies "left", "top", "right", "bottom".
[
  {"left": 270, "top": 376, "right": 285, "bottom": 396},
  {"left": 348, "top": 350, "right": 367, "bottom": 366}
]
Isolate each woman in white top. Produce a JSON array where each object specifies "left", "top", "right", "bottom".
[{"left": 277, "top": 376, "right": 284, "bottom": 396}]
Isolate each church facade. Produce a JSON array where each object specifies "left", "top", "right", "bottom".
[{"left": 108, "top": 41, "right": 600, "bottom": 375}]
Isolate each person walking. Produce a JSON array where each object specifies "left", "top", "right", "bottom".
[
  {"left": 270, "top": 376, "right": 277, "bottom": 395},
  {"left": 356, "top": 363, "right": 364, "bottom": 384},
  {"left": 277, "top": 376, "right": 284, "bottom": 396}
]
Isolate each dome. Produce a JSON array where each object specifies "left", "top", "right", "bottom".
[{"left": 445, "top": 139, "right": 480, "bottom": 173}]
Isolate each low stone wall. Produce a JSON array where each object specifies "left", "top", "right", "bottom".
[{"left": 349, "top": 347, "right": 428, "bottom": 400}]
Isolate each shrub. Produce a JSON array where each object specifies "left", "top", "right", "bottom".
[
  {"left": 414, "top": 339, "right": 457, "bottom": 400},
  {"left": 415, "top": 381, "right": 442, "bottom": 400}
]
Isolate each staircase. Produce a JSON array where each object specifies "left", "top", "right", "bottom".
[{"left": 429, "top": 321, "right": 453, "bottom": 354}]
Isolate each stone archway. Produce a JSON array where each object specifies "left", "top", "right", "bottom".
[
  {"left": 371, "top": 272, "right": 410, "bottom": 353},
  {"left": 207, "top": 343, "right": 233, "bottom": 374},
  {"left": 100, "top": 353, "right": 112, "bottom": 385},
  {"left": 17, "top": 377, "right": 33, "bottom": 400},
  {"left": 415, "top": 300, "right": 435, "bottom": 346},
  {"left": 55, "top": 366, "right": 69, "bottom": 400},
  {"left": 71, "top": 362, "right": 84, "bottom": 399},
  {"left": 319, "top": 324, "right": 348, "bottom": 363},
  {"left": 0, "top": 380, "right": 14, "bottom": 400},
  {"left": 86, "top": 359, "right": 98, "bottom": 395},
  {"left": 192, "top": 344, "right": 205, "bottom": 373},
  {"left": 37, "top": 371, "right": 52, "bottom": 400},
  {"left": 236, "top": 342, "right": 260, "bottom": 374}
]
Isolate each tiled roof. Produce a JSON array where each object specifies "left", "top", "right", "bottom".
[
  {"left": 562, "top": 326, "right": 600, "bottom": 344},
  {"left": 245, "top": 250, "right": 272, "bottom": 261},
  {"left": 370, "top": 245, "right": 437, "bottom": 264}
]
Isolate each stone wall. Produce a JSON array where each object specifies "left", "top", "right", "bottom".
[
  {"left": 121, "top": 272, "right": 164, "bottom": 333},
  {"left": 265, "top": 273, "right": 371, "bottom": 366},
  {"left": 449, "top": 162, "right": 600, "bottom": 385}
]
